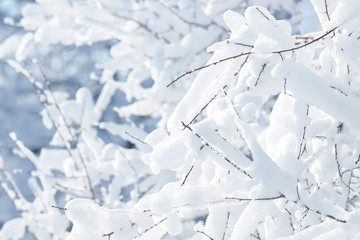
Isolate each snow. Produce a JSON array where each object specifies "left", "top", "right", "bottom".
[
  {"left": 0, "top": 218, "right": 26, "bottom": 240},
  {"left": 3, "top": 0, "right": 360, "bottom": 239},
  {"left": 0, "top": 35, "right": 21, "bottom": 59},
  {"left": 65, "top": 199, "right": 136, "bottom": 240},
  {"left": 272, "top": 61, "right": 360, "bottom": 135}
]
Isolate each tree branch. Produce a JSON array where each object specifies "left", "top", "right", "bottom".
[
  {"left": 182, "top": 121, "right": 253, "bottom": 179},
  {"left": 167, "top": 52, "right": 252, "bottom": 87},
  {"left": 225, "top": 194, "right": 285, "bottom": 201},
  {"left": 168, "top": 28, "right": 337, "bottom": 87},
  {"left": 272, "top": 27, "right": 337, "bottom": 55}
]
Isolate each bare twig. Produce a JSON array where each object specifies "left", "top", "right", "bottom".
[
  {"left": 222, "top": 212, "right": 230, "bottom": 240},
  {"left": 181, "top": 161, "right": 196, "bottom": 186},
  {"left": 298, "top": 105, "right": 309, "bottom": 160},
  {"left": 256, "top": 7, "right": 270, "bottom": 20},
  {"left": 250, "top": 229, "right": 262, "bottom": 240},
  {"left": 234, "top": 54, "right": 250, "bottom": 76},
  {"left": 226, "top": 40, "right": 254, "bottom": 48},
  {"left": 254, "top": 63, "right": 267, "bottom": 87},
  {"left": 324, "top": 0, "right": 331, "bottom": 21},
  {"left": 124, "top": 131, "right": 149, "bottom": 146},
  {"left": 330, "top": 86, "right": 348, "bottom": 96},
  {"left": 295, "top": 36, "right": 314, "bottom": 40},
  {"left": 102, "top": 232, "right": 114, "bottom": 240},
  {"left": 167, "top": 52, "right": 252, "bottom": 87},
  {"left": 297, "top": 126, "right": 307, "bottom": 159},
  {"left": 135, "top": 217, "right": 168, "bottom": 238},
  {"left": 197, "top": 230, "right": 215, "bottom": 240},
  {"left": 51, "top": 205, "right": 67, "bottom": 211}
]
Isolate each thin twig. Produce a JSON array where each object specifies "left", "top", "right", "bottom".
[
  {"left": 167, "top": 52, "right": 252, "bottom": 87},
  {"left": 222, "top": 212, "right": 230, "bottom": 240},
  {"left": 181, "top": 161, "right": 196, "bottom": 186},
  {"left": 197, "top": 230, "right": 215, "bottom": 240},
  {"left": 256, "top": 7, "right": 270, "bottom": 21},
  {"left": 226, "top": 40, "right": 254, "bottom": 48},
  {"left": 124, "top": 131, "right": 149, "bottom": 146},
  {"left": 102, "top": 232, "right": 114, "bottom": 240},
  {"left": 135, "top": 217, "right": 168, "bottom": 238},
  {"left": 51, "top": 205, "right": 67, "bottom": 211},
  {"left": 304, "top": 204, "right": 346, "bottom": 223},
  {"left": 234, "top": 54, "right": 250, "bottom": 77},
  {"left": 324, "top": 0, "right": 331, "bottom": 21},
  {"left": 330, "top": 86, "right": 348, "bottom": 96},
  {"left": 225, "top": 194, "right": 285, "bottom": 201},
  {"left": 254, "top": 63, "right": 266, "bottom": 86},
  {"left": 272, "top": 27, "right": 337, "bottom": 55},
  {"left": 297, "top": 126, "right": 307, "bottom": 160},
  {"left": 184, "top": 85, "right": 227, "bottom": 128},
  {"left": 298, "top": 105, "right": 309, "bottom": 160}
]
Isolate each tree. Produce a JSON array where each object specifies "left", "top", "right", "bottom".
[{"left": 2, "top": 0, "right": 360, "bottom": 239}]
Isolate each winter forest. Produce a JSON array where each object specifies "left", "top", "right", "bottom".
[{"left": 1, "top": 0, "right": 360, "bottom": 239}]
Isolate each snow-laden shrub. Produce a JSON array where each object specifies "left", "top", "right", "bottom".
[
  {"left": 4, "top": 0, "right": 360, "bottom": 239},
  {"left": 134, "top": 3, "right": 360, "bottom": 239},
  {"left": 1, "top": 0, "right": 303, "bottom": 238}
]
